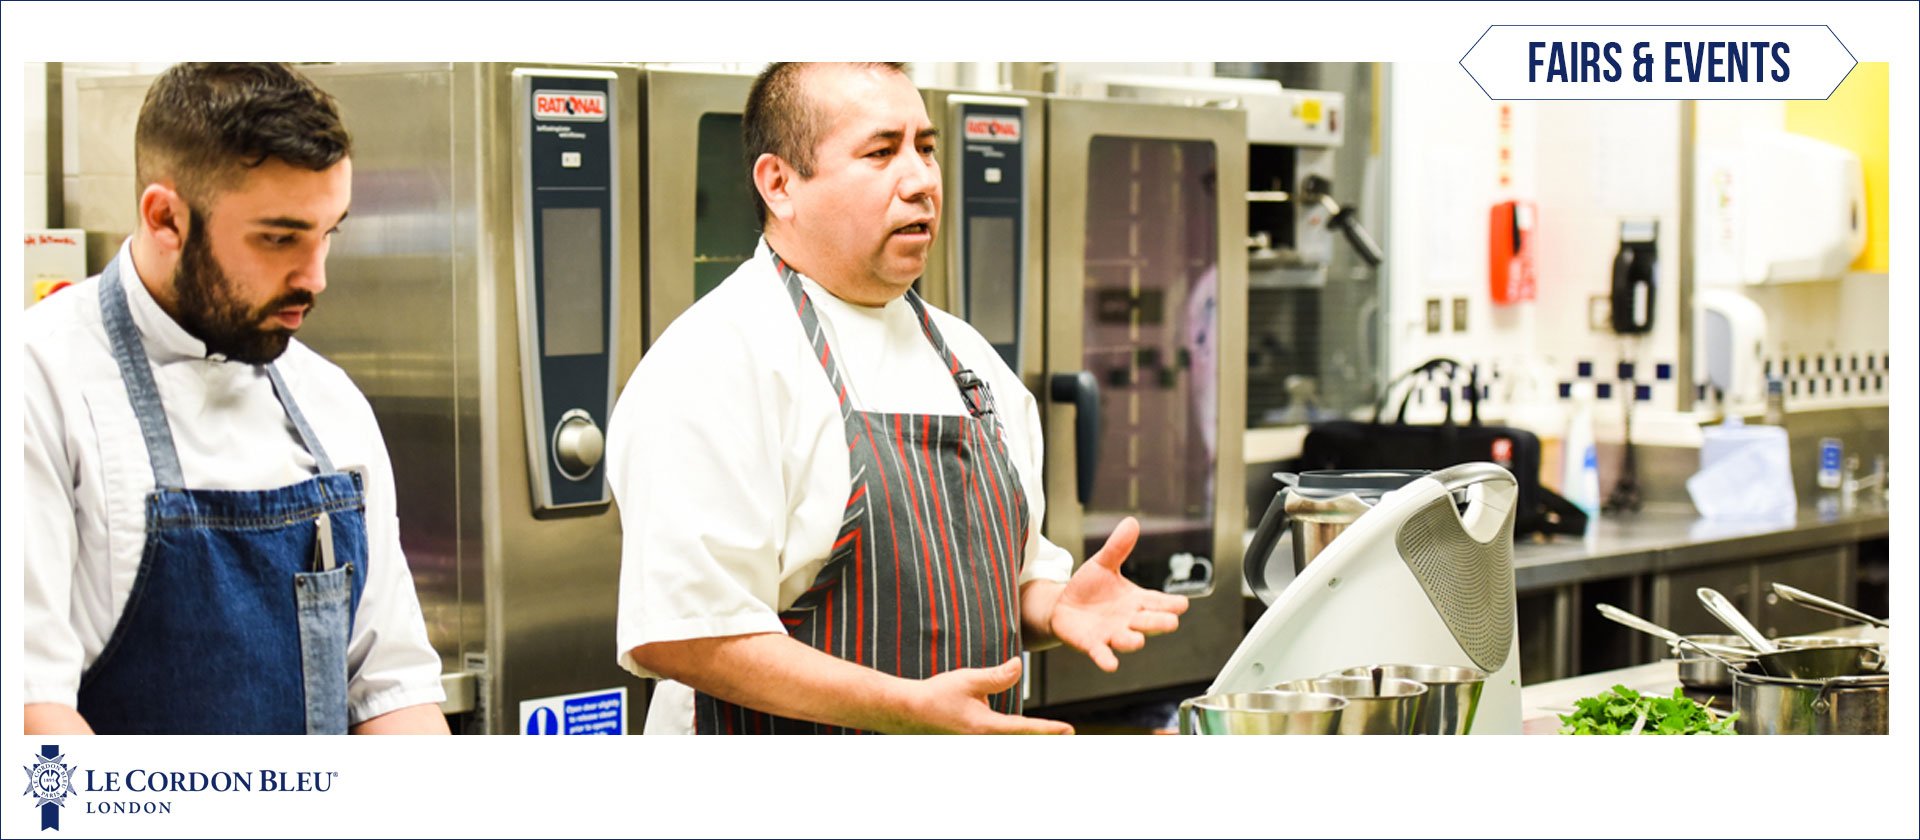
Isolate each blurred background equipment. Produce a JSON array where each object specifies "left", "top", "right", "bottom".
[
  {"left": 24, "top": 229, "right": 85, "bottom": 305},
  {"left": 1066, "top": 70, "right": 1387, "bottom": 432}
]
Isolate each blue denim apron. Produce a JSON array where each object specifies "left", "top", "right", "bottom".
[{"left": 74, "top": 260, "right": 368, "bottom": 734}]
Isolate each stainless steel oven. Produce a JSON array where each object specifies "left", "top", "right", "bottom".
[
  {"left": 639, "top": 68, "right": 757, "bottom": 340},
  {"left": 1033, "top": 95, "right": 1249, "bottom": 708}
]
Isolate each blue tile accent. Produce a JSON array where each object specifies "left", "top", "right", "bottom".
[
  {"left": 1576, "top": 361, "right": 1593, "bottom": 378},
  {"left": 1617, "top": 362, "right": 1635, "bottom": 380},
  {"left": 1596, "top": 382, "right": 1613, "bottom": 400},
  {"left": 1558, "top": 382, "right": 1573, "bottom": 399},
  {"left": 1655, "top": 363, "right": 1673, "bottom": 381},
  {"left": 1635, "top": 384, "right": 1652, "bottom": 402}
]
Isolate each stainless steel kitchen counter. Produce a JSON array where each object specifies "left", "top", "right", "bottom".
[{"left": 1512, "top": 496, "right": 1889, "bottom": 592}]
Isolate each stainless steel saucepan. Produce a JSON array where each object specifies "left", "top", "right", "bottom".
[
  {"left": 1594, "top": 603, "right": 1758, "bottom": 689},
  {"left": 1733, "top": 671, "right": 1889, "bottom": 735},
  {"left": 1697, "top": 588, "right": 1881, "bottom": 680},
  {"left": 1670, "top": 634, "right": 1759, "bottom": 691}
]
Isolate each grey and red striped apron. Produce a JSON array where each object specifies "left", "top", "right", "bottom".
[{"left": 693, "top": 254, "right": 1030, "bottom": 734}]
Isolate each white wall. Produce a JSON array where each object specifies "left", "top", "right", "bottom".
[
  {"left": 1386, "top": 64, "right": 1842, "bottom": 446},
  {"left": 1529, "top": 97, "right": 1685, "bottom": 421}
]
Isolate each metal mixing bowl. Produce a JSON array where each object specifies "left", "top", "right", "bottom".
[
  {"left": 1178, "top": 690, "right": 1348, "bottom": 735},
  {"left": 1272, "top": 677, "right": 1428, "bottom": 735}
]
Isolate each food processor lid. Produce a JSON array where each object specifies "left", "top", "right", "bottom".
[{"left": 1292, "top": 469, "right": 1428, "bottom": 499}]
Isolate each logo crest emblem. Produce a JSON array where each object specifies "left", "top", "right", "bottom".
[{"left": 23, "top": 746, "right": 77, "bottom": 830}]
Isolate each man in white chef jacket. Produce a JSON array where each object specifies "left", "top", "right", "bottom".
[
  {"left": 608, "top": 62, "right": 1190, "bottom": 734},
  {"left": 21, "top": 63, "right": 447, "bottom": 735}
]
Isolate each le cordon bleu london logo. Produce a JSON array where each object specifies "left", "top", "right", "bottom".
[
  {"left": 23, "top": 746, "right": 77, "bottom": 830},
  {"left": 21, "top": 744, "right": 344, "bottom": 830}
]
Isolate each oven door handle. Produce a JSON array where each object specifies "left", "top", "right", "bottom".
[{"left": 1050, "top": 371, "right": 1101, "bottom": 505}]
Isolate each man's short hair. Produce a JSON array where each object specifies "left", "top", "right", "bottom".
[
  {"left": 135, "top": 63, "right": 351, "bottom": 207},
  {"left": 742, "top": 62, "right": 908, "bottom": 227}
]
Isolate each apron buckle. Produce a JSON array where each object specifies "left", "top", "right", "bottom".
[{"left": 955, "top": 369, "right": 996, "bottom": 418}]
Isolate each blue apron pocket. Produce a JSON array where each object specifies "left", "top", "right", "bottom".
[{"left": 294, "top": 564, "right": 354, "bottom": 734}]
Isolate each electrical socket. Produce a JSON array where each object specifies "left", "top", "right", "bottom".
[
  {"left": 1588, "top": 295, "right": 1612, "bottom": 332},
  {"left": 1452, "top": 297, "right": 1469, "bottom": 333},
  {"left": 1425, "top": 298, "right": 1443, "bottom": 334}
]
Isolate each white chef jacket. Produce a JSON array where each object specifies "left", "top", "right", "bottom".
[
  {"left": 609, "top": 239, "right": 1072, "bottom": 734},
  {"left": 21, "top": 243, "right": 446, "bottom": 725}
]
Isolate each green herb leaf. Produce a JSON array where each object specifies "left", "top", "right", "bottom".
[{"left": 1555, "top": 684, "right": 1738, "bottom": 735}]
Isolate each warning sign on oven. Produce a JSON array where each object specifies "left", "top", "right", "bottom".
[{"left": 534, "top": 90, "right": 607, "bottom": 122}]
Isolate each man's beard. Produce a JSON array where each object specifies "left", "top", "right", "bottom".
[{"left": 172, "top": 213, "right": 314, "bottom": 365}]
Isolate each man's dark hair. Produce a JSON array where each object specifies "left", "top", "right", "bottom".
[
  {"left": 742, "top": 62, "right": 908, "bottom": 227},
  {"left": 135, "top": 63, "right": 351, "bottom": 205}
]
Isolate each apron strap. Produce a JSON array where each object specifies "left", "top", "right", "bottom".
[
  {"left": 773, "top": 254, "right": 855, "bottom": 424},
  {"left": 98, "top": 258, "right": 187, "bottom": 489},
  {"left": 772, "top": 251, "right": 998, "bottom": 421},
  {"left": 265, "top": 364, "right": 337, "bottom": 474},
  {"left": 901, "top": 291, "right": 998, "bottom": 420},
  {"left": 97, "top": 250, "right": 337, "bottom": 486}
]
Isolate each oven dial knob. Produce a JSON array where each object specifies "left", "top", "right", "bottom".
[{"left": 553, "top": 412, "right": 604, "bottom": 479}]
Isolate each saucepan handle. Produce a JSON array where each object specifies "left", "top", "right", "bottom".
[
  {"left": 1770, "top": 582, "right": 1889, "bottom": 629},
  {"left": 1596, "top": 603, "right": 1681, "bottom": 644}
]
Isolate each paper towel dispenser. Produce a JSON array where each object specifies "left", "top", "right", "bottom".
[
  {"left": 1694, "top": 288, "right": 1770, "bottom": 413},
  {"left": 1695, "top": 132, "right": 1867, "bottom": 285}
]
